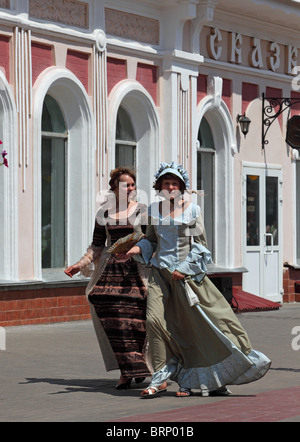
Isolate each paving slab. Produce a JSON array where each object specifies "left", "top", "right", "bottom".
[{"left": 0, "top": 303, "right": 299, "bottom": 424}]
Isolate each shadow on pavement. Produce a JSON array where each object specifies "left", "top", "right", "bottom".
[
  {"left": 19, "top": 377, "right": 147, "bottom": 396},
  {"left": 19, "top": 377, "right": 256, "bottom": 398}
]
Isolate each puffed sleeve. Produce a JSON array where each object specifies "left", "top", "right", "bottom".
[
  {"left": 175, "top": 206, "right": 212, "bottom": 281},
  {"left": 134, "top": 217, "right": 158, "bottom": 266}
]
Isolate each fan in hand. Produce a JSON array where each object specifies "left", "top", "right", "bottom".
[{"left": 107, "top": 232, "right": 145, "bottom": 255}]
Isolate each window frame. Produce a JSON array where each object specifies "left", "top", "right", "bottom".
[
  {"left": 197, "top": 117, "right": 216, "bottom": 260},
  {"left": 41, "top": 96, "right": 68, "bottom": 270},
  {"left": 115, "top": 105, "right": 137, "bottom": 169}
]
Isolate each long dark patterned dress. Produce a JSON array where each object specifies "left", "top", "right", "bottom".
[{"left": 88, "top": 213, "right": 151, "bottom": 379}]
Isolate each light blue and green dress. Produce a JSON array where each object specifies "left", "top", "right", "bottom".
[{"left": 136, "top": 201, "right": 271, "bottom": 395}]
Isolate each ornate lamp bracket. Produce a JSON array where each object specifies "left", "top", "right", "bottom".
[{"left": 262, "top": 93, "right": 300, "bottom": 149}]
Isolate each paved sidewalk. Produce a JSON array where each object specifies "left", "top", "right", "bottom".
[{"left": 0, "top": 303, "right": 300, "bottom": 423}]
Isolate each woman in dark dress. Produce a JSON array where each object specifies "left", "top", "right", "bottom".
[{"left": 65, "top": 167, "right": 151, "bottom": 389}]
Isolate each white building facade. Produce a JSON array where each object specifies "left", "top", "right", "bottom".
[{"left": 0, "top": 0, "right": 300, "bottom": 325}]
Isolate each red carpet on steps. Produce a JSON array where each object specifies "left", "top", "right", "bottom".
[{"left": 232, "top": 287, "right": 281, "bottom": 313}]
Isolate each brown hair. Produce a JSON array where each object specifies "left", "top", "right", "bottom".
[
  {"left": 109, "top": 167, "right": 136, "bottom": 191},
  {"left": 153, "top": 172, "right": 186, "bottom": 193}
]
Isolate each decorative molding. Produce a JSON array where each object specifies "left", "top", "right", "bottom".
[
  {"left": 93, "top": 28, "right": 108, "bottom": 179},
  {"left": 32, "top": 68, "right": 95, "bottom": 279},
  {"left": 177, "top": 74, "right": 191, "bottom": 169},
  {"left": 191, "top": 0, "right": 217, "bottom": 53},
  {"left": 291, "top": 148, "right": 299, "bottom": 161},
  {"left": 93, "top": 36, "right": 108, "bottom": 181},
  {"left": 105, "top": 8, "right": 159, "bottom": 45},
  {"left": 29, "top": 0, "right": 89, "bottom": 29},
  {"left": 15, "top": 27, "right": 32, "bottom": 192},
  {"left": 95, "top": 29, "right": 106, "bottom": 53},
  {"left": 207, "top": 75, "right": 223, "bottom": 109},
  {"left": 196, "top": 96, "right": 236, "bottom": 267},
  {"left": 107, "top": 80, "right": 160, "bottom": 194}
]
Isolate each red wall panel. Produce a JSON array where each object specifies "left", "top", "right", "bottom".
[
  {"left": 0, "top": 35, "right": 10, "bottom": 82},
  {"left": 242, "top": 83, "right": 259, "bottom": 114},
  {"left": 107, "top": 57, "right": 127, "bottom": 95},
  {"left": 136, "top": 63, "right": 158, "bottom": 105},
  {"left": 66, "top": 50, "right": 90, "bottom": 93},
  {"left": 197, "top": 74, "right": 207, "bottom": 104},
  {"left": 31, "top": 42, "right": 54, "bottom": 84}
]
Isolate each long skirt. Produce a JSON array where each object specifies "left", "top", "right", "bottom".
[
  {"left": 88, "top": 256, "right": 151, "bottom": 379},
  {"left": 146, "top": 267, "right": 271, "bottom": 393}
]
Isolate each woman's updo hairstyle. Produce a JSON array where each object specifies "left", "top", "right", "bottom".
[{"left": 109, "top": 167, "right": 136, "bottom": 192}]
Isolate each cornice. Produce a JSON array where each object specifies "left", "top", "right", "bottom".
[
  {"left": 216, "top": 0, "right": 300, "bottom": 31},
  {"left": 212, "top": 8, "right": 300, "bottom": 44}
]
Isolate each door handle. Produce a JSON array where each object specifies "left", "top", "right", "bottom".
[{"left": 264, "top": 233, "right": 274, "bottom": 255}]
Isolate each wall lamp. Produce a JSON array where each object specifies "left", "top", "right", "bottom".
[{"left": 237, "top": 113, "right": 251, "bottom": 138}]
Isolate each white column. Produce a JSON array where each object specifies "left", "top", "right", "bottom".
[
  {"left": 93, "top": 30, "right": 107, "bottom": 191},
  {"left": 162, "top": 53, "right": 202, "bottom": 178},
  {"left": 15, "top": 26, "right": 32, "bottom": 192}
]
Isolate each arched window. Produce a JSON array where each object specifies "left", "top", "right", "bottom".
[
  {"left": 41, "top": 95, "right": 68, "bottom": 269},
  {"left": 0, "top": 72, "right": 18, "bottom": 281},
  {"left": 197, "top": 117, "right": 215, "bottom": 258},
  {"left": 115, "top": 106, "right": 136, "bottom": 169}
]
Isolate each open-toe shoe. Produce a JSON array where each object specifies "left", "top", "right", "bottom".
[
  {"left": 140, "top": 382, "right": 167, "bottom": 399},
  {"left": 176, "top": 388, "right": 193, "bottom": 397}
]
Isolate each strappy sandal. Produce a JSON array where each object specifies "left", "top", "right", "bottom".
[
  {"left": 140, "top": 382, "right": 167, "bottom": 399},
  {"left": 176, "top": 388, "right": 193, "bottom": 398}
]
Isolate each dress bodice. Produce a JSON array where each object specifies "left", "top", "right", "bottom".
[
  {"left": 136, "top": 202, "right": 212, "bottom": 282},
  {"left": 92, "top": 203, "right": 147, "bottom": 248}
]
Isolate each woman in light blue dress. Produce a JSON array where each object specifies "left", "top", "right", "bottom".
[{"left": 127, "top": 162, "right": 271, "bottom": 398}]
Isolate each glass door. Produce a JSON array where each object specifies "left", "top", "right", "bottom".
[{"left": 243, "top": 165, "right": 283, "bottom": 302}]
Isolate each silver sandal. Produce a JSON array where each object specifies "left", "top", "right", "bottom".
[{"left": 140, "top": 384, "right": 167, "bottom": 399}]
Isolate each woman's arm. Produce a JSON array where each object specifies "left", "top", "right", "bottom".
[
  {"left": 175, "top": 206, "right": 212, "bottom": 279},
  {"left": 126, "top": 217, "right": 157, "bottom": 264},
  {"left": 65, "top": 221, "right": 106, "bottom": 277}
]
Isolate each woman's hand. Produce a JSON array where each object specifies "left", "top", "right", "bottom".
[
  {"left": 64, "top": 264, "right": 81, "bottom": 278},
  {"left": 171, "top": 270, "right": 185, "bottom": 281},
  {"left": 114, "top": 246, "right": 141, "bottom": 262},
  {"left": 114, "top": 253, "right": 131, "bottom": 263},
  {"left": 126, "top": 246, "right": 141, "bottom": 257}
]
